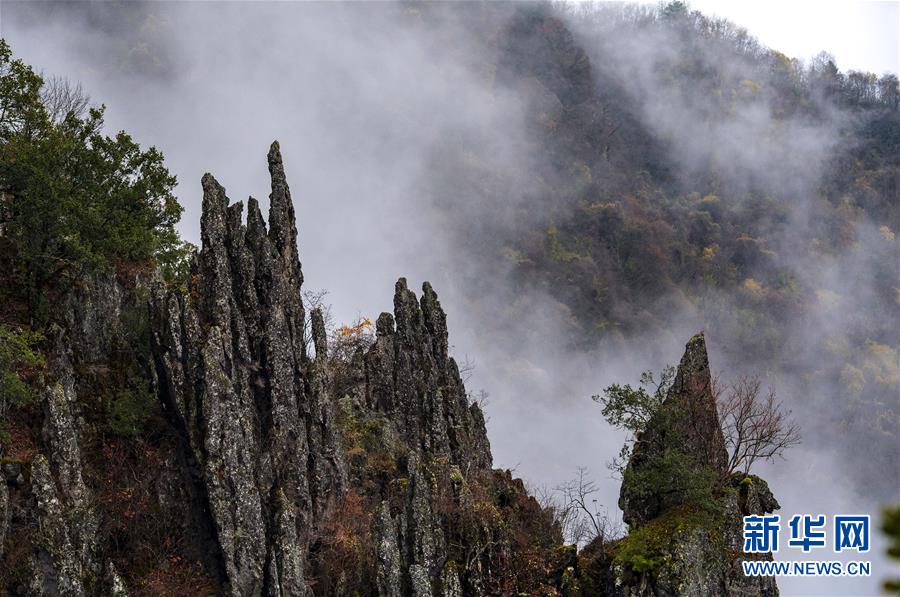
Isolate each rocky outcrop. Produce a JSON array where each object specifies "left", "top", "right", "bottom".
[
  {"left": 313, "top": 276, "right": 540, "bottom": 594},
  {"left": 151, "top": 142, "right": 345, "bottom": 596},
  {"left": 24, "top": 345, "right": 125, "bottom": 595},
  {"left": 1, "top": 140, "right": 561, "bottom": 596},
  {"left": 620, "top": 333, "right": 728, "bottom": 526},
  {"left": 150, "top": 142, "right": 514, "bottom": 595},
  {"left": 365, "top": 278, "right": 493, "bottom": 473},
  {"left": 582, "top": 334, "right": 780, "bottom": 597},
  {"left": 2, "top": 142, "right": 782, "bottom": 597}
]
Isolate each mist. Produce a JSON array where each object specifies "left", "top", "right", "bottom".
[{"left": 3, "top": 2, "right": 897, "bottom": 595}]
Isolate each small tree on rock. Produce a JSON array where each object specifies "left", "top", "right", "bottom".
[{"left": 716, "top": 376, "right": 801, "bottom": 476}]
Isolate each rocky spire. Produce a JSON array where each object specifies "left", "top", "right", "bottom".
[
  {"left": 663, "top": 332, "right": 728, "bottom": 472},
  {"left": 266, "top": 141, "right": 303, "bottom": 290},
  {"left": 619, "top": 332, "right": 728, "bottom": 527},
  {"left": 586, "top": 333, "right": 780, "bottom": 596},
  {"left": 365, "top": 278, "right": 492, "bottom": 471},
  {"left": 152, "top": 142, "right": 341, "bottom": 596}
]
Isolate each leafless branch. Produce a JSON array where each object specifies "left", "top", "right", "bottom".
[
  {"left": 458, "top": 355, "right": 476, "bottom": 383},
  {"left": 537, "top": 467, "right": 623, "bottom": 547},
  {"left": 40, "top": 75, "right": 89, "bottom": 123},
  {"left": 302, "top": 288, "right": 333, "bottom": 354},
  {"left": 717, "top": 375, "right": 801, "bottom": 476}
]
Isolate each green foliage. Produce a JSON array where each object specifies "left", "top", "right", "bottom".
[
  {"left": 0, "top": 324, "right": 44, "bottom": 409},
  {"left": 619, "top": 449, "right": 719, "bottom": 515},
  {"left": 0, "top": 39, "right": 184, "bottom": 313},
  {"left": 594, "top": 366, "right": 675, "bottom": 476},
  {"left": 661, "top": 1, "right": 690, "bottom": 21},
  {"left": 598, "top": 366, "right": 719, "bottom": 517},
  {"left": 0, "top": 39, "right": 47, "bottom": 143},
  {"left": 105, "top": 382, "right": 155, "bottom": 437},
  {"left": 884, "top": 505, "right": 900, "bottom": 594},
  {"left": 157, "top": 238, "right": 196, "bottom": 288},
  {"left": 614, "top": 503, "right": 722, "bottom": 574},
  {"left": 594, "top": 366, "right": 674, "bottom": 435}
]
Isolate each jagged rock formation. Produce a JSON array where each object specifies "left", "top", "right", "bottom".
[
  {"left": 152, "top": 142, "right": 344, "bottom": 595},
  {"left": 1, "top": 141, "right": 562, "bottom": 596},
  {"left": 149, "top": 142, "right": 561, "bottom": 595},
  {"left": 2, "top": 325, "right": 134, "bottom": 594},
  {"left": 1, "top": 143, "right": 781, "bottom": 597},
  {"left": 320, "top": 276, "right": 568, "bottom": 594},
  {"left": 579, "top": 334, "right": 780, "bottom": 597}
]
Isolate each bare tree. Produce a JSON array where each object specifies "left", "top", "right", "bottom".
[
  {"left": 40, "top": 75, "right": 89, "bottom": 123},
  {"left": 302, "top": 288, "right": 333, "bottom": 355},
  {"left": 458, "top": 356, "right": 491, "bottom": 413},
  {"left": 458, "top": 355, "right": 476, "bottom": 383},
  {"left": 466, "top": 388, "right": 490, "bottom": 411},
  {"left": 717, "top": 376, "right": 801, "bottom": 476},
  {"left": 538, "top": 467, "right": 622, "bottom": 546}
]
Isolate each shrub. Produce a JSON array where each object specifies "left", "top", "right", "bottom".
[
  {"left": 614, "top": 503, "right": 721, "bottom": 574},
  {"left": 0, "top": 324, "right": 44, "bottom": 410},
  {"left": 105, "top": 383, "right": 156, "bottom": 437},
  {"left": 592, "top": 366, "right": 674, "bottom": 477}
]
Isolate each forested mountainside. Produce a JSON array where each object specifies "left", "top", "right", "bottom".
[
  {"left": 424, "top": 2, "right": 899, "bottom": 498},
  {"left": 0, "top": 0, "right": 898, "bottom": 595}
]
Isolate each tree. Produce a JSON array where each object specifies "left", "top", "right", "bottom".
[
  {"left": 0, "top": 39, "right": 187, "bottom": 316},
  {"left": 592, "top": 366, "right": 674, "bottom": 477},
  {"left": 716, "top": 376, "right": 801, "bottom": 475},
  {"left": 845, "top": 70, "right": 878, "bottom": 105},
  {"left": 878, "top": 74, "right": 900, "bottom": 110},
  {"left": 537, "top": 467, "right": 621, "bottom": 546},
  {"left": 40, "top": 75, "right": 89, "bottom": 123},
  {"left": 808, "top": 51, "right": 842, "bottom": 100},
  {"left": 0, "top": 39, "right": 46, "bottom": 144},
  {"left": 596, "top": 367, "right": 800, "bottom": 479},
  {"left": 661, "top": 1, "right": 689, "bottom": 21}
]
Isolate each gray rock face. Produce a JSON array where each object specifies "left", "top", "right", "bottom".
[
  {"left": 152, "top": 142, "right": 344, "bottom": 596},
  {"left": 150, "top": 143, "right": 500, "bottom": 595},
  {"left": 31, "top": 453, "right": 87, "bottom": 596},
  {"left": 662, "top": 333, "right": 728, "bottom": 472},
  {"left": 63, "top": 274, "right": 126, "bottom": 364},
  {"left": 0, "top": 262, "right": 157, "bottom": 594},
  {"left": 603, "top": 475, "right": 780, "bottom": 597},
  {"left": 354, "top": 279, "right": 501, "bottom": 594},
  {"left": 26, "top": 350, "right": 108, "bottom": 596},
  {"left": 366, "top": 279, "right": 492, "bottom": 473},
  {"left": 375, "top": 501, "right": 404, "bottom": 596}
]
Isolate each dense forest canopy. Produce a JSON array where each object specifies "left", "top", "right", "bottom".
[{"left": 439, "top": 1, "right": 899, "bottom": 498}]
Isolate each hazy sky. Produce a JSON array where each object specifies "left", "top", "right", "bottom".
[{"left": 686, "top": 0, "right": 899, "bottom": 74}]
